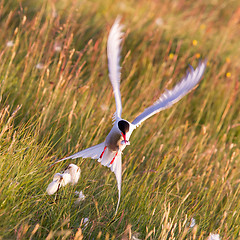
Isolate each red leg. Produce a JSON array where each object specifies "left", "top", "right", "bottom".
[
  {"left": 110, "top": 151, "right": 118, "bottom": 165},
  {"left": 100, "top": 146, "right": 107, "bottom": 159}
]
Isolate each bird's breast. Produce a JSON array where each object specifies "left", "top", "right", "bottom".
[{"left": 106, "top": 131, "right": 123, "bottom": 152}]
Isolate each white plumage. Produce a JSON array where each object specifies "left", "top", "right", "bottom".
[
  {"left": 107, "top": 17, "right": 123, "bottom": 119},
  {"left": 46, "top": 172, "right": 72, "bottom": 195},
  {"left": 53, "top": 18, "right": 207, "bottom": 214},
  {"left": 132, "top": 61, "right": 206, "bottom": 126},
  {"left": 46, "top": 180, "right": 60, "bottom": 195},
  {"left": 64, "top": 163, "right": 81, "bottom": 185}
]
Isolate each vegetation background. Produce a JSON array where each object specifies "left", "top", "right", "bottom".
[{"left": 0, "top": 0, "right": 240, "bottom": 239}]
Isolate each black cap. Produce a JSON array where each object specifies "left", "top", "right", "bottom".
[{"left": 118, "top": 120, "right": 130, "bottom": 135}]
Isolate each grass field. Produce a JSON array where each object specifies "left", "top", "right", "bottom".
[{"left": 0, "top": 0, "right": 240, "bottom": 239}]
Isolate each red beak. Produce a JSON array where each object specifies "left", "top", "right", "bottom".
[{"left": 121, "top": 132, "right": 127, "bottom": 143}]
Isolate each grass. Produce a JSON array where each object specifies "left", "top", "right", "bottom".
[{"left": 0, "top": 0, "right": 240, "bottom": 239}]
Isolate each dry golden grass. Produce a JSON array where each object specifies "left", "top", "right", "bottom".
[{"left": 0, "top": 0, "right": 240, "bottom": 239}]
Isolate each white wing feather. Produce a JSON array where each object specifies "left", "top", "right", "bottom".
[
  {"left": 107, "top": 17, "right": 123, "bottom": 119},
  {"left": 53, "top": 18, "right": 206, "bottom": 215},
  {"left": 53, "top": 142, "right": 106, "bottom": 164},
  {"left": 132, "top": 60, "right": 206, "bottom": 126},
  {"left": 53, "top": 143, "right": 122, "bottom": 214}
]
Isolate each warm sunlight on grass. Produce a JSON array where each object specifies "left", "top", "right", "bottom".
[{"left": 0, "top": 0, "right": 240, "bottom": 239}]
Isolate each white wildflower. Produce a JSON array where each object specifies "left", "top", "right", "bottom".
[
  {"left": 36, "top": 63, "right": 44, "bottom": 69},
  {"left": 75, "top": 191, "right": 85, "bottom": 204},
  {"left": 6, "top": 40, "right": 14, "bottom": 47},
  {"left": 209, "top": 233, "right": 221, "bottom": 240},
  {"left": 155, "top": 18, "right": 164, "bottom": 26},
  {"left": 64, "top": 164, "right": 81, "bottom": 185},
  {"left": 230, "top": 143, "right": 236, "bottom": 149},
  {"left": 190, "top": 218, "right": 196, "bottom": 228},
  {"left": 83, "top": 218, "right": 89, "bottom": 226},
  {"left": 132, "top": 232, "right": 142, "bottom": 240},
  {"left": 54, "top": 42, "right": 62, "bottom": 52}
]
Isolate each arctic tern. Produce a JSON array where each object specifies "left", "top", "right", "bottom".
[{"left": 53, "top": 17, "right": 206, "bottom": 213}]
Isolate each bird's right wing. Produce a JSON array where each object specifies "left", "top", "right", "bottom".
[
  {"left": 52, "top": 142, "right": 106, "bottom": 165},
  {"left": 132, "top": 60, "right": 206, "bottom": 127},
  {"left": 52, "top": 143, "right": 122, "bottom": 214},
  {"left": 107, "top": 17, "right": 124, "bottom": 119}
]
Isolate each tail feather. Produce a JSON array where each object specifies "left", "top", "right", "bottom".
[{"left": 98, "top": 148, "right": 122, "bottom": 214}]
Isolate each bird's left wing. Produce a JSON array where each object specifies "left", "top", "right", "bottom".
[
  {"left": 132, "top": 60, "right": 206, "bottom": 127},
  {"left": 107, "top": 17, "right": 123, "bottom": 119}
]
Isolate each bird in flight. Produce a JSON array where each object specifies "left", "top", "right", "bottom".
[{"left": 54, "top": 17, "right": 206, "bottom": 213}]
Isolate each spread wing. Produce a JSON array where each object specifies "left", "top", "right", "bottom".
[
  {"left": 52, "top": 142, "right": 106, "bottom": 165},
  {"left": 52, "top": 143, "right": 122, "bottom": 214},
  {"left": 107, "top": 17, "right": 123, "bottom": 119},
  {"left": 132, "top": 60, "right": 207, "bottom": 127}
]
